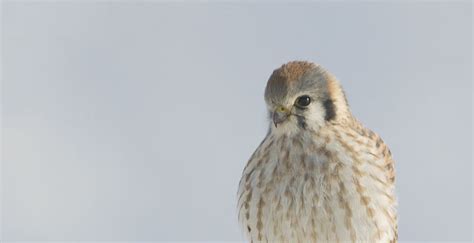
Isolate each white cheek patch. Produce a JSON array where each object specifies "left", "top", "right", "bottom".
[
  {"left": 304, "top": 103, "right": 326, "bottom": 128},
  {"left": 269, "top": 102, "right": 327, "bottom": 135}
]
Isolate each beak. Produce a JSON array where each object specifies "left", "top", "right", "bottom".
[{"left": 273, "top": 106, "right": 290, "bottom": 127}]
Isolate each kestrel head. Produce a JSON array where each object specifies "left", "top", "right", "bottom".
[{"left": 264, "top": 61, "right": 351, "bottom": 132}]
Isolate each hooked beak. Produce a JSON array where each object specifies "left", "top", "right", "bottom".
[{"left": 272, "top": 106, "right": 290, "bottom": 127}]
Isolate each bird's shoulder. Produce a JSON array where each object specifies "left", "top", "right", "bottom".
[{"left": 331, "top": 118, "right": 396, "bottom": 184}]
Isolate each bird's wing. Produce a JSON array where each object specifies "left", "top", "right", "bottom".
[{"left": 348, "top": 120, "right": 398, "bottom": 242}]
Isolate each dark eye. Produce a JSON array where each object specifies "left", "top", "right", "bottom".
[{"left": 295, "top": 95, "right": 311, "bottom": 107}]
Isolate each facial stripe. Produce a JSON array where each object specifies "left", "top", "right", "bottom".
[
  {"left": 323, "top": 98, "right": 336, "bottom": 121},
  {"left": 296, "top": 115, "right": 307, "bottom": 129}
]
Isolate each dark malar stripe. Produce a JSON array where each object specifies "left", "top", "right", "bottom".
[{"left": 323, "top": 98, "right": 336, "bottom": 121}]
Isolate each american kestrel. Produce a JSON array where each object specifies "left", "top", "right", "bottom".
[{"left": 237, "top": 61, "right": 397, "bottom": 242}]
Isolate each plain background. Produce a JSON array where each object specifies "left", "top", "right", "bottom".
[{"left": 1, "top": 1, "right": 472, "bottom": 242}]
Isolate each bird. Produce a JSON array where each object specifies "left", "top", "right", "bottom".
[{"left": 237, "top": 61, "right": 397, "bottom": 243}]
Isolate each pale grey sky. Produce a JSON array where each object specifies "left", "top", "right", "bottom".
[{"left": 2, "top": 1, "right": 472, "bottom": 242}]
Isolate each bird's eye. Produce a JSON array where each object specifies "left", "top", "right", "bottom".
[{"left": 295, "top": 95, "right": 311, "bottom": 107}]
